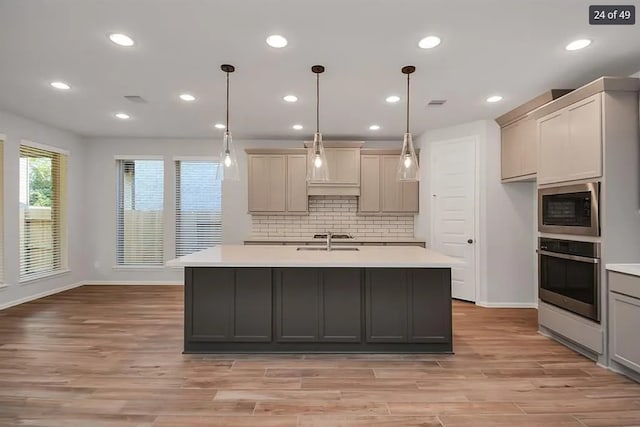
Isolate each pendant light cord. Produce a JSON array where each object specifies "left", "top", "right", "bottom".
[
  {"left": 406, "top": 72, "right": 410, "bottom": 134},
  {"left": 225, "top": 71, "right": 230, "bottom": 133},
  {"left": 316, "top": 73, "right": 320, "bottom": 133}
]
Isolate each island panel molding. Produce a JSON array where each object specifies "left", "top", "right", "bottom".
[{"left": 184, "top": 266, "right": 452, "bottom": 353}]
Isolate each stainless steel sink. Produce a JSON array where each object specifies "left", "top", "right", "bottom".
[{"left": 296, "top": 247, "right": 359, "bottom": 251}]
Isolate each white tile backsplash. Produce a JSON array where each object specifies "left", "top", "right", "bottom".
[{"left": 250, "top": 196, "right": 414, "bottom": 238}]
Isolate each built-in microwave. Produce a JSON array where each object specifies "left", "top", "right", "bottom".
[{"left": 538, "top": 182, "right": 600, "bottom": 236}]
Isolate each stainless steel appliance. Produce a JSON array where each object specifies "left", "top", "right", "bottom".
[
  {"left": 538, "top": 182, "right": 599, "bottom": 236},
  {"left": 538, "top": 237, "right": 600, "bottom": 322}
]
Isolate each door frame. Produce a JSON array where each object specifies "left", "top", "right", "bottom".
[{"left": 428, "top": 136, "right": 480, "bottom": 303}]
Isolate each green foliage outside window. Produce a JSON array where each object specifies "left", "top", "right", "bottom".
[{"left": 28, "top": 157, "right": 52, "bottom": 207}]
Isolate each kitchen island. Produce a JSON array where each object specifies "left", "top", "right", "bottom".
[{"left": 167, "top": 245, "right": 460, "bottom": 353}]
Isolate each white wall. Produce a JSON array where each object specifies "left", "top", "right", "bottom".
[
  {"left": 415, "top": 120, "right": 536, "bottom": 306},
  {"left": 0, "top": 109, "right": 87, "bottom": 309},
  {"left": 83, "top": 137, "right": 401, "bottom": 283}
]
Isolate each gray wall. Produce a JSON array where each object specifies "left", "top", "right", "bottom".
[
  {"left": 0, "top": 110, "right": 87, "bottom": 308},
  {"left": 415, "top": 120, "right": 537, "bottom": 307}
]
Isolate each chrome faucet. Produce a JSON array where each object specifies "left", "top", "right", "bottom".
[{"left": 326, "top": 231, "right": 333, "bottom": 251}]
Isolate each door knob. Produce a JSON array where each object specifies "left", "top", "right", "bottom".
[{"left": 467, "top": 239, "right": 474, "bottom": 244}]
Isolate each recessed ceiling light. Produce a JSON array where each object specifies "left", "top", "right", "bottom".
[
  {"left": 565, "top": 39, "right": 591, "bottom": 51},
  {"left": 266, "top": 35, "right": 288, "bottom": 48},
  {"left": 486, "top": 95, "right": 503, "bottom": 103},
  {"left": 179, "top": 93, "right": 196, "bottom": 102},
  {"left": 108, "top": 33, "right": 135, "bottom": 47},
  {"left": 369, "top": 125, "right": 381, "bottom": 130},
  {"left": 283, "top": 95, "right": 298, "bottom": 103},
  {"left": 214, "top": 123, "right": 226, "bottom": 129},
  {"left": 418, "top": 36, "right": 441, "bottom": 49},
  {"left": 115, "top": 112, "right": 130, "bottom": 120},
  {"left": 386, "top": 95, "right": 401, "bottom": 103},
  {"left": 50, "top": 81, "right": 71, "bottom": 90},
  {"left": 292, "top": 124, "right": 303, "bottom": 130}
]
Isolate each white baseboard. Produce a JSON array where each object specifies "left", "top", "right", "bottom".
[
  {"left": 476, "top": 301, "right": 539, "bottom": 308},
  {"left": 83, "top": 281, "right": 182, "bottom": 286},
  {"left": 0, "top": 281, "right": 85, "bottom": 311}
]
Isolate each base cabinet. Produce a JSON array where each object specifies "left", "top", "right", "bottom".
[
  {"left": 186, "top": 267, "right": 272, "bottom": 342},
  {"left": 609, "top": 271, "right": 640, "bottom": 376},
  {"left": 184, "top": 266, "right": 452, "bottom": 352},
  {"left": 366, "top": 268, "right": 452, "bottom": 343},
  {"left": 275, "top": 268, "right": 362, "bottom": 342}
]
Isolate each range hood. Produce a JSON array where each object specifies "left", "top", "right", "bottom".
[{"left": 305, "top": 141, "right": 363, "bottom": 196}]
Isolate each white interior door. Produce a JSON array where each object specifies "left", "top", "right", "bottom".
[{"left": 430, "top": 137, "right": 477, "bottom": 302}]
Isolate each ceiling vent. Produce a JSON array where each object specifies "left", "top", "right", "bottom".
[
  {"left": 124, "top": 95, "right": 147, "bottom": 103},
  {"left": 427, "top": 99, "right": 447, "bottom": 106}
]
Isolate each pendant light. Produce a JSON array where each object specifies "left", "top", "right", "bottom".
[
  {"left": 216, "top": 64, "right": 239, "bottom": 181},
  {"left": 397, "top": 65, "right": 419, "bottom": 181},
  {"left": 306, "top": 65, "right": 329, "bottom": 181}
]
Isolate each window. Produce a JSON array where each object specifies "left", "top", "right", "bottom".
[
  {"left": 0, "top": 138, "right": 4, "bottom": 284},
  {"left": 19, "top": 144, "right": 67, "bottom": 281},
  {"left": 116, "top": 159, "right": 164, "bottom": 266},
  {"left": 176, "top": 160, "right": 222, "bottom": 256}
]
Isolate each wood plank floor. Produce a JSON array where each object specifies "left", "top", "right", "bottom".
[{"left": 1, "top": 285, "right": 639, "bottom": 427}]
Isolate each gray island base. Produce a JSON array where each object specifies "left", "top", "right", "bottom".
[{"left": 169, "top": 245, "right": 458, "bottom": 353}]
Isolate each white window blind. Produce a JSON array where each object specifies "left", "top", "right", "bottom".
[
  {"left": 116, "top": 159, "right": 164, "bottom": 265},
  {"left": 19, "top": 144, "right": 68, "bottom": 281},
  {"left": 0, "top": 139, "right": 4, "bottom": 284},
  {"left": 176, "top": 160, "right": 222, "bottom": 256}
]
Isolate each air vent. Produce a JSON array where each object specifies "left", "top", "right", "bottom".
[
  {"left": 124, "top": 95, "right": 147, "bottom": 103},
  {"left": 427, "top": 99, "right": 447, "bottom": 106}
]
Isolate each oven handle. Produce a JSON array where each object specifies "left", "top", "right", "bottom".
[{"left": 538, "top": 250, "right": 599, "bottom": 264}]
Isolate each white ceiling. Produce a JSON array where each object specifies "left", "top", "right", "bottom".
[{"left": 1, "top": 0, "right": 639, "bottom": 140}]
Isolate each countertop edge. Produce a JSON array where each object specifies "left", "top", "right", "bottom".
[{"left": 606, "top": 264, "right": 640, "bottom": 278}]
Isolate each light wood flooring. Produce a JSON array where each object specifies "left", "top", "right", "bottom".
[{"left": 1, "top": 285, "right": 639, "bottom": 426}]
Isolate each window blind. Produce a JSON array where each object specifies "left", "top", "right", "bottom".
[
  {"left": 176, "top": 160, "right": 222, "bottom": 256},
  {"left": 116, "top": 159, "right": 164, "bottom": 265},
  {"left": 0, "top": 139, "right": 4, "bottom": 284},
  {"left": 19, "top": 144, "right": 67, "bottom": 281}
]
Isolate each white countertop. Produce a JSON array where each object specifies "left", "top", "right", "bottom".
[
  {"left": 167, "top": 245, "right": 461, "bottom": 268},
  {"left": 606, "top": 264, "right": 640, "bottom": 277}
]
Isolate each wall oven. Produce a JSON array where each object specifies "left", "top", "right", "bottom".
[
  {"left": 538, "top": 237, "right": 600, "bottom": 322},
  {"left": 538, "top": 182, "right": 599, "bottom": 236}
]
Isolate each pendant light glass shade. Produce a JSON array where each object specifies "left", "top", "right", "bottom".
[
  {"left": 307, "top": 131, "right": 329, "bottom": 181},
  {"left": 306, "top": 65, "right": 329, "bottom": 181},
  {"left": 396, "top": 132, "right": 419, "bottom": 181},
  {"left": 397, "top": 65, "right": 420, "bottom": 181},
  {"left": 216, "top": 64, "right": 240, "bottom": 181},
  {"left": 216, "top": 131, "right": 239, "bottom": 180}
]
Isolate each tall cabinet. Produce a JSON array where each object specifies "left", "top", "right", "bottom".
[{"left": 530, "top": 77, "right": 640, "bottom": 368}]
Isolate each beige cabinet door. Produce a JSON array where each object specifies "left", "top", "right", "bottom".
[
  {"left": 520, "top": 117, "right": 538, "bottom": 176},
  {"left": 248, "top": 155, "right": 286, "bottom": 212},
  {"left": 309, "top": 147, "right": 360, "bottom": 185},
  {"left": 567, "top": 93, "right": 602, "bottom": 181},
  {"left": 537, "top": 111, "right": 569, "bottom": 185},
  {"left": 286, "top": 154, "right": 308, "bottom": 213},
  {"left": 381, "top": 155, "right": 402, "bottom": 212},
  {"left": 501, "top": 117, "right": 537, "bottom": 181},
  {"left": 401, "top": 180, "right": 419, "bottom": 212},
  {"left": 359, "top": 155, "right": 381, "bottom": 212},
  {"left": 501, "top": 120, "right": 521, "bottom": 180}
]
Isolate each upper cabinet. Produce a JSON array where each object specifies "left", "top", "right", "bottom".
[
  {"left": 306, "top": 142, "right": 363, "bottom": 196},
  {"left": 537, "top": 94, "right": 602, "bottom": 185},
  {"left": 496, "top": 89, "right": 573, "bottom": 183},
  {"left": 247, "top": 150, "right": 308, "bottom": 214},
  {"left": 532, "top": 77, "right": 640, "bottom": 186},
  {"left": 501, "top": 116, "right": 537, "bottom": 180},
  {"left": 359, "top": 151, "right": 419, "bottom": 215}
]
